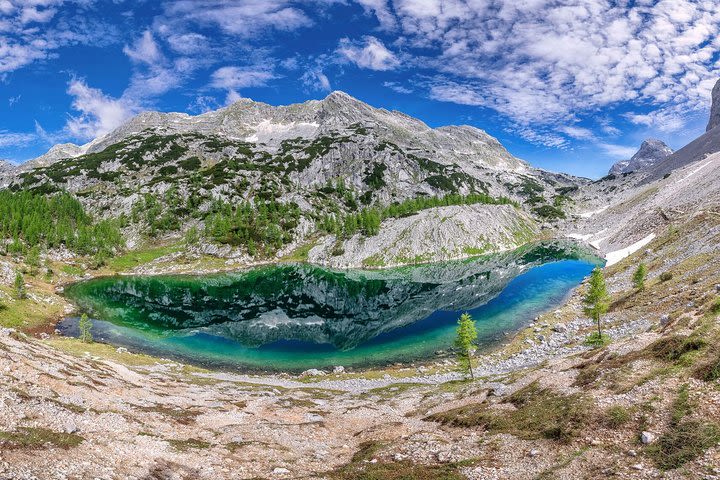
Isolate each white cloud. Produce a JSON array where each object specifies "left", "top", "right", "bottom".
[
  {"left": 0, "top": 1, "right": 118, "bottom": 74},
  {"left": 161, "top": 0, "right": 314, "bottom": 38},
  {"left": 383, "top": 81, "right": 412, "bottom": 94},
  {"left": 369, "top": 0, "right": 720, "bottom": 143},
  {"left": 355, "top": 0, "right": 396, "bottom": 30},
  {"left": 301, "top": 69, "right": 331, "bottom": 92},
  {"left": 65, "top": 78, "right": 136, "bottom": 140},
  {"left": 337, "top": 36, "right": 399, "bottom": 71},
  {"left": 598, "top": 143, "right": 638, "bottom": 159},
  {"left": 559, "top": 126, "right": 595, "bottom": 140},
  {"left": 123, "top": 30, "right": 163, "bottom": 66},
  {"left": 210, "top": 66, "right": 276, "bottom": 90},
  {"left": 210, "top": 66, "right": 277, "bottom": 103},
  {"left": 0, "top": 130, "right": 35, "bottom": 148}
]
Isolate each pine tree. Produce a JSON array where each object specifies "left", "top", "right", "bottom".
[
  {"left": 583, "top": 268, "right": 610, "bottom": 345},
  {"left": 14, "top": 272, "right": 25, "bottom": 300},
  {"left": 632, "top": 263, "right": 646, "bottom": 291},
  {"left": 78, "top": 313, "right": 93, "bottom": 343},
  {"left": 455, "top": 313, "right": 478, "bottom": 379}
]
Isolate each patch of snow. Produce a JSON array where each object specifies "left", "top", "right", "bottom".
[
  {"left": 578, "top": 205, "right": 608, "bottom": 218},
  {"left": 566, "top": 233, "right": 593, "bottom": 241},
  {"left": 590, "top": 236, "right": 609, "bottom": 250},
  {"left": 677, "top": 158, "right": 715, "bottom": 183},
  {"left": 605, "top": 234, "right": 656, "bottom": 266}
]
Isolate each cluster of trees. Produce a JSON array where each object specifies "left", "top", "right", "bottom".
[
  {"left": 0, "top": 191, "right": 123, "bottom": 257},
  {"left": 319, "top": 193, "right": 515, "bottom": 238},
  {"left": 204, "top": 200, "right": 301, "bottom": 256}
]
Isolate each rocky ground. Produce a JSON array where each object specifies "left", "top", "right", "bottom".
[{"left": 0, "top": 205, "right": 719, "bottom": 479}]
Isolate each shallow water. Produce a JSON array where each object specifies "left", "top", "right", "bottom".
[{"left": 59, "top": 241, "right": 599, "bottom": 371}]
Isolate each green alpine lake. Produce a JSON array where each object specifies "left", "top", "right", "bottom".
[{"left": 59, "top": 241, "right": 601, "bottom": 372}]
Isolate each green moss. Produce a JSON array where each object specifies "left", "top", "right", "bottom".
[
  {"left": 0, "top": 427, "right": 84, "bottom": 449},
  {"left": 167, "top": 438, "right": 211, "bottom": 451}
]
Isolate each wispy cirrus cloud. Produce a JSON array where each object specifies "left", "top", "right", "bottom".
[
  {"left": 367, "top": 0, "right": 720, "bottom": 146},
  {"left": 337, "top": 36, "right": 399, "bottom": 71}
]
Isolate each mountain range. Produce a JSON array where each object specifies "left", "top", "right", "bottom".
[{"left": 2, "top": 82, "right": 720, "bottom": 267}]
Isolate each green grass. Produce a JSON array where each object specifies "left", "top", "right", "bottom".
[
  {"left": 648, "top": 420, "right": 720, "bottom": 470},
  {"left": 602, "top": 405, "right": 631, "bottom": 428},
  {"left": 329, "top": 441, "right": 466, "bottom": 480},
  {"left": 280, "top": 240, "right": 317, "bottom": 263},
  {"left": 61, "top": 264, "right": 85, "bottom": 276},
  {"left": 0, "top": 427, "right": 84, "bottom": 449},
  {"left": 105, "top": 244, "right": 180, "bottom": 272},
  {"left": 584, "top": 332, "right": 611, "bottom": 348},
  {"left": 0, "top": 286, "right": 65, "bottom": 329},
  {"left": 646, "top": 383, "right": 720, "bottom": 470},
  {"left": 427, "top": 383, "right": 592, "bottom": 442},
  {"left": 167, "top": 438, "right": 211, "bottom": 452}
]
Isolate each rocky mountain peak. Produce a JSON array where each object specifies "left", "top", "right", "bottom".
[
  {"left": 609, "top": 138, "right": 673, "bottom": 175},
  {"left": 706, "top": 78, "right": 720, "bottom": 132},
  {"left": 20, "top": 143, "right": 87, "bottom": 171},
  {"left": 0, "top": 159, "right": 15, "bottom": 172}
]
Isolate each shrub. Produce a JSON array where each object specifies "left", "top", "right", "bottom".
[
  {"left": 692, "top": 349, "right": 720, "bottom": 382},
  {"left": 659, "top": 271, "right": 673, "bottom": 282},
  {"left": 648, "top": 335, "right": 705, "bottom": 362},
  {"left": 585, "top": 331, "right": 611, "bottom": 348},
  {"left": 426, "top": 384, "right": 591, "bottom": 443},
  {"left": 648, "top": 420, "right": 720, "bottom": 470},
  {"left": 603, "top": 405, "right": 631, "bottom": 428}
]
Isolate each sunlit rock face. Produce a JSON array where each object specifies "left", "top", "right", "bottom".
[
  {"left": 609, "top": 139, "right": 673, "bottom": 175},
  {"left": 64, "top": 241, "right": 595, "bottom": 350}
]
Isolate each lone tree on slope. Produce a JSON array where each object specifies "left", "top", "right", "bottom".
[
  {"left": 583, "top": 267, "right": 610, "bottom": 346},
  {"left": 456, "top": 312, "right": 478, "bottom": 379},
  {"left": 79, "top": 313, "right": 93, "bottom": 343},
  {"left": 632, "top": 263, "right": 647, "bottom": 291},
  {"left": 14, "top": 273, "right": 25, "bottom": 300}
]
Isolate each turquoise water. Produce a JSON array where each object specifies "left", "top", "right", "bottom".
[{"left": 59, "top": 242, "right": 599, "bottom": 372}]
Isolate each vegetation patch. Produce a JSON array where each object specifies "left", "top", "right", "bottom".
[
  {"left": 329, "top": 441, "right": 466, "bottom": 480},
  {"left": 427, "top": 383, "right": 591, "bottom": 442},
  {"left": 167, "top": 438, "right": 211, "bottom": 452},
  {"left": 647, "top": 384, "right": 720, "bottom": 470},
  {"left": 0, "top": 427, "right": 84, "bottom": 449}
]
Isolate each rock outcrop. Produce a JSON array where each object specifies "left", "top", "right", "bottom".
[
  {"left": 20, "top": 142, "right": 87, "bottom": 170},
  {"left": 706, "top": 78, "right": 720, "bottom": 131},
  {"left": 609, "top": 139, "right": 673, "bottom": 175}
]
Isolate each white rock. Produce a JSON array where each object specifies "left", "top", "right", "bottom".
[
  {"left": 641, "top": 431, "right": 656, "bottom": 444},
  {"left": 529, "top": 449, "right": 540, "bottom": 457},
  {"left": 332, "top": 366, "right": 345, "bottom": 374},
  {"left": 272, "top": 467, "right": 290, "bottom": 475}
]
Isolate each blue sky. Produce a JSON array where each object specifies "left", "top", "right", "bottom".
[{"left": 1, "top": 0, "right": 719, "bottom": 178}]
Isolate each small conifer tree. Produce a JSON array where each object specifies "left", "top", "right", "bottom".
[
  {"left": 78, "top": 313, "right": 93, "bottom": 343},
  {"left": 14, "top": 272, "right": 25, "bottom": 300},
  {"left": 583, "top": 268, "right": 610, "bottom": 345},
  {"left": 632, "top": 263, "right": 646, "bottom": 291},
  {"left": 455, "top": 313, "right": 478, "bottom": 379}
]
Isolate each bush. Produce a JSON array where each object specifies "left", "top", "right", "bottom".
[
  {"left": 659, "top": 271, "right": 673, "bottom": 282},
  {"left": 648, "top": 335, "right": 705, "bottom": 362},
  {"left": 602, "top": 405, "right": 631, "bottom": 428},
  {"left": 585, "top": 331, "right": 611, "bottom": 348},
  {"left": 648, "top": 420, "right": 720, "bottom": 470},
  {"left": 426, "top": 384, "right": 591, "bottom": 443}
]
